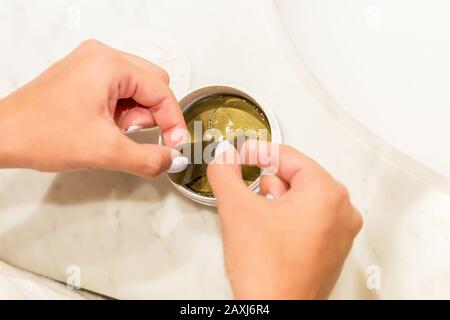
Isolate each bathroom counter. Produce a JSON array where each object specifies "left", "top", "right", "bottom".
[{"left": 0, "top": 0, "right": 449, "bottom": 299}]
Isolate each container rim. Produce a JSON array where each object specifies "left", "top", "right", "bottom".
[{"left": 165, "top": 84, "right": 283, "bottom": 207}]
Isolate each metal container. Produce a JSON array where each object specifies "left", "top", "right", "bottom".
[{"left": 167, "top": 85, "right": 282, "bottom": 206}]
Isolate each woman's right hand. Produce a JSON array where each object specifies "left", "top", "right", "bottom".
[{"left": 207, "top": 141, "right": 363, "bottom": 299}]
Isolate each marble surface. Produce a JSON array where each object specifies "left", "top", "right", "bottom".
[
  {"left": 0, "top": 0, "right": 449, "bottom": 299},
  {"left": 0, "top": 261, "right": 101, "bottom": 299}
]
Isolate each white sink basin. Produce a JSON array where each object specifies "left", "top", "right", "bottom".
[
  {"left": 275, "top": 0, "right": 450, "bottom": 181},
  {"left": 270, "top": 0, "right": 450, "bottom": 299}
]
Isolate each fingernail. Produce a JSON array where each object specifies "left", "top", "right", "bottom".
[
  {"left": 265, "top": 194, "right": 274, "bottom": 200},
  {"left": 167, "top": 156, "right": 189, "bottom": 173},
  {"left": 125, "top": 125, "right": 143, "bottom": 134},
  {"left": 214, "top": 140, "right": 232, "bottom": 159}
]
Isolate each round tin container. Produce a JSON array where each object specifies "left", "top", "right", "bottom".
[{"left": 167, "top": 85, "right": 282, "bottom": 206}]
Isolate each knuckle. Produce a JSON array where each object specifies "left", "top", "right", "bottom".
[
  {"left": 88, "top": 54, "right": 124, "bottom": 82},
  {"left": 78, "top": 39, "right": 106, "bottom": 51},
  {"left": 77, "top": 40, "right": 119, "bottom": 66},
  {"left": 94, "top": 50, "right": 120, "bottom": 66},
  {"left": 157, "top": 68, "right": 170, "bottom": 84},
  {"left": 339, "top": 183, "right": 350, "bottom": 201},
  {"left": 352, "top": 210, "right": 364, "bottom": 235},
  {"left": 331, "top": 182, "right": 350, "bottom": 206}
]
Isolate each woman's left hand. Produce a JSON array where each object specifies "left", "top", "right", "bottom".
[{"left": 0, "top": 40, "right": 187, "bottom": 177}]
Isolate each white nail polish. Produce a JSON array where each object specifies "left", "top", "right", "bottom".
[
  {"left": 214, "top": 140, "right": 232, "bottom": 159},
  {"left": 167, "top": 156, "right": 189, "bottom": 173},
  {"left": 265, "top": 194, "right": 274, "bottom": 200},
  {"left": 125, "top": 125, "right": 143, "bottom": 134}
]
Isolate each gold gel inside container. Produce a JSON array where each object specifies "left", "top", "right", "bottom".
[{"left": 183, "top": 95, "right": 272, "bottom": 196}]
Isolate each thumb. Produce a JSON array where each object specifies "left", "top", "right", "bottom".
[
  {"left": 207, "top": 141, "right": 253, "bottom": 208},
  {"left": 104, "top": 134, "right": 179, "bottom": 178}
]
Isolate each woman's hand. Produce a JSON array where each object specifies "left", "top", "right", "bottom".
[
  {"left": 0, "top": 40, "right": 187, "bottom": 176},
  {"left": 207, "top": 141, "right": 363, "bottom": 299}
]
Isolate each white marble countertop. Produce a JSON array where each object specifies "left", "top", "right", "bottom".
[{"left": 0, "top": 0, "right": 449, "bottom": 299}]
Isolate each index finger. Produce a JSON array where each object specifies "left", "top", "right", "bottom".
[
  {"left": 120, "top": 62, "right": 187, "bottom": 147},
  {"left": 119, "top": 50, "right": 170, "bottom": 84}
]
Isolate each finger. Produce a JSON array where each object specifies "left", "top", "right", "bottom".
[
  {"left": 118, "top": 62, "right": 187, "bottom": 147},
  {"left": 207, "top": 141, "right": 255, "bottom": 209},
  {"left": 119, "top": 51, "right": 170, "bottom": 84},
  {"left": 240, "top": 140, "right": 324, "bottom": 190},
  {"left": 115, "top": 98, "right": 156, "bottom": 131},
  {"left": 260, "top": 174, "right": 289, "bottom": 199},
  {"left": 119, "top": 107, "right": 156, "bottom": 132},
  {"left": 101, "top": 132, "right": 176, "bottom": 177}
]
